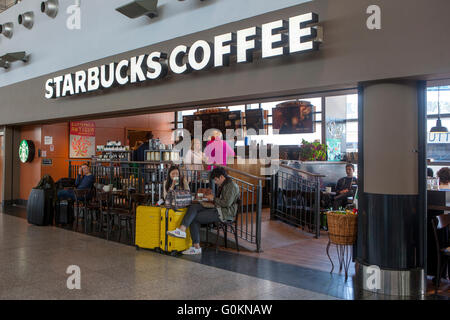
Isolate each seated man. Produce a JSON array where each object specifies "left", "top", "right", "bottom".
[
  {"left": 333, "top": 163, "right": 358, "bottom": 209},
  {"left": 167, "top": 167, "right": 240, "bottom": 255},
  {"left": 57, "top": 164, "right": 95, "bottom": 201}
]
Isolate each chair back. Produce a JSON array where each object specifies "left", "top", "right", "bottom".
[
  {"left": 431, "top": 214, "right": 450, "bottom": 252},
  {"left": 73, "top": 189, "right": 90, "bottom": 203}
]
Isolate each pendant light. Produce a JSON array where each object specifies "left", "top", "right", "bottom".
[{"left": 430, "top": 86, "right": 448, "bottom": 133}]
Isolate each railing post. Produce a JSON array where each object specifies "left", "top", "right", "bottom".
[
  {"left": 109, "top": 163, "right": 114, "bottom": 186},
  {"left": 270, "top": 172, "right": 278, "bottom": 220},
  {"left": 315, "top": 176, "right": 321, "bottom": 239},
  {"left": 256, "top": 179, "right": 263, "bottom": 252},
  {"left": 68, "top": 161, "right": 72, "bottom": 178},
  {"left": 138, "top": 164, "right": 142, "bottom": 193}
]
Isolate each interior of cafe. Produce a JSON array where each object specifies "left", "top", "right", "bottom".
[{"left": 5, "top": 83, "right": 449, "bottom": 296}]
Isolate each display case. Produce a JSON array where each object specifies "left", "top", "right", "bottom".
[{"left": 145, "top": 149, "right": 181, "bottom": 162}]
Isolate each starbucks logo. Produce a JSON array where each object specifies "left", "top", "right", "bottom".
[{"left": 19, "top": 140, "right": 35, "bottom": 163}]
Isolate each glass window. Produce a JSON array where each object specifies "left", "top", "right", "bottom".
[
  {"left": 228, "top": 105, "right": 246, "bottom": 112},
  {"left": 181, "top": 109, "right": 196, "bottom": 116},
  {"left": 246, "top": 103, "right": 260, "bottom": 110},
  {"left": 427, "top": 86, "right": 450, "bottom": 115},
  {"left": 346, "top": 94, "right": 358, "bottom": 119}
]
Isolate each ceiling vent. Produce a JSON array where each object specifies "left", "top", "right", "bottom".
[{"left": 116, "top": 0, "right": 159, "bottom": 19}]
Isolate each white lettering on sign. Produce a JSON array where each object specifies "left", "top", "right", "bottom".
[
  {"left": 366, "top": 5, "right": 381, "bottom": 30},
  {"left": 44, "top": 13, "right": 322, "bottom": 99},
  {"left": 428, "top": 132, "right": 450, "bottom": 144}
]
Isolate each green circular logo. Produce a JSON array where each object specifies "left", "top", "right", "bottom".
[{"left": 19, "top": 140, "right": 34, "bottom": 163}]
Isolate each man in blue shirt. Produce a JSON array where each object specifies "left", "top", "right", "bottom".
[{"left": 57, "top": 164, "right": 95, "bottom": 201}]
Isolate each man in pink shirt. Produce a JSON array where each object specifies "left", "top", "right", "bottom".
[{"left": 204, "top": 130, "right": 235, "bottom": 169}]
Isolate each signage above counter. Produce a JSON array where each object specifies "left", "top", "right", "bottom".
[{"left": 44, "top": 12, "right": 321, "bottom": 99}]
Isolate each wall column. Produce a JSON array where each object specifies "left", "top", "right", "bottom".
[{"left": 355, "top": 80, "right": 427, "bottom": 297}]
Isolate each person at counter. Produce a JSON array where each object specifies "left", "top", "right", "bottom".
[
  {"left": 333, "top": 163, "right": 358, "bottom": 209},
  {"left": 204, "top": 130, "right": 235, "bottom": 169},
  {"left": 167, "top": 167, "right": 240, "bottom": 255},
  {"left": 184, "top": 138, "right": 206, "bottom": 171},
  {"left": 437, "top": 167, "right": 450, "bottom": 190},
  {"left": 134, "top": 132, "right": 153, "bottom": 162},
  {"left": 57, "top": 164, "right": 94, "bottom": 201},
  {"left": 162, "top": 165, "right": 190, "bottom": 200}
]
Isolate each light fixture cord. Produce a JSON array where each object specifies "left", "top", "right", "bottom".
[{"left": 438, "top": 86, "right": 441, "bottom": 119}]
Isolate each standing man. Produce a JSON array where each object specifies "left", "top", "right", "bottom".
[
  {"left": 204, "top": 130, "right": 235, "bottom": 169},
  {"left": 333, "top": 163, "right": 358, "bottom": 209}
]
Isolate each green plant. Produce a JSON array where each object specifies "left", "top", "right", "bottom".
[{"left": 299, "top": 139, "right": 327, "bottom": 161}]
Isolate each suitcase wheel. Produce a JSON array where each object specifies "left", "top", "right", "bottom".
[
  {"left": 135, "top": 245, "right": 140, "bottom": 251},
  {"left": 170, "top": 251, "right": 178, "bottom": 257}
]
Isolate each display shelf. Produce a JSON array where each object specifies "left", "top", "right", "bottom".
[{"left": 145, "top": 149, "right": 181, "bottom": 162}]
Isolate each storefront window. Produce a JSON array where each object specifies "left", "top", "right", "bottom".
[
  {"left": 325, "top": 94, "right": 358, "bottom": 160},
  {"left": 426, "top": 86, "right": 450, "bottom": 162}
]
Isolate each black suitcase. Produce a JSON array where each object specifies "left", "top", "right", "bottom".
[
  {"left": 27, "top": 188, "right": 54, "bottom": 226},
  {"left": 55, "top": 200, "right": 74, "bottom": 225}
]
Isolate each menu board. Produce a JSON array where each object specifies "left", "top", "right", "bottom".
[
  {"left": 273, "top": 101, "right": 315, "bottom": 134},
  {"left": 245, "top": 109, "right": 265, "bottom": 131},
  {"left": 183, "top": 111, "right": 242, "bottom": 138}
]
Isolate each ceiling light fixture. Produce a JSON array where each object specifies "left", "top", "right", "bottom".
[
  {"left": 18, "top": 11, "right": 34, "bottom": 29},
  {"left": 430, "top": 86, "right": 449, "bottom": 133},
  {"left": 116, "top": 0, "right": 159, "bottom": 19},
  {"left": 0, "top": 22, "right": 14, "bottom": 39}
]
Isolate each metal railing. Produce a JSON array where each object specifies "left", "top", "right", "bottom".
[
  {"left": 271, "top": 164, "right": 324, "bottom": 238},
  {"left": 68, "top": 160, "right": 267, "bottom": 252}
]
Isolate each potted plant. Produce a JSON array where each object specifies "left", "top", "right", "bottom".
[{"left": 298, "top": 139, "right": 327, "bottom": 161}]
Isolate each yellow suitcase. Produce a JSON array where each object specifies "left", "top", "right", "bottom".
[
  {"left": 160, "top": 207, "right": 192, "bottom": 255},
  {"left": 135, "top": 206, "right": 161, "bottom": 251}
]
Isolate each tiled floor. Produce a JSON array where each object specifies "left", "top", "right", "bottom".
[
  {"left": 2, "top": 206, "right": 448, "bottom": 300},
  {"left": 0, "top": 212, "right": 337, "bottom": 300}
]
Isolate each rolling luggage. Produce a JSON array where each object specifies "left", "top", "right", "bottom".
[
  {"left": 135, "top": 206, "right": 161, "bottom": 251},
  {"left": 55, "top": 200, "right": 74, "bottom": 225},
  {"left": 27, "top": 188, "right": 54, "bottom": 226},
  {"left": 160, "top": 207, "right": 192, "bottom": 255}
]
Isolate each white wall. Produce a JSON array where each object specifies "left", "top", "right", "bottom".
[{"left": 0, "top": 0, "right": 311, "bottom": 88}]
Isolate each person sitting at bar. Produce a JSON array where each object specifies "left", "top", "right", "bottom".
[
  {"left": 427, "top": 167, "right": 434, "bottom": 178},
  {"left": 166, "top": 167, "right": 240, "bottom": 255},
  {"left": 162, "top": 165, "right": 190, "bottom": 200},
  {"left": 333, "top": 163, "right": 358, "bottom": 209},
  {"left": 437, "top": 167, "right": 450, "bottom": 190},
  {"left": 57, "top": 164, "right": 95, "bottom": 201}
]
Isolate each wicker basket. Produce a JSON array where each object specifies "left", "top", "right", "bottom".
[{"left": 326, "top": 211, "right": 358, "bottom": 245}]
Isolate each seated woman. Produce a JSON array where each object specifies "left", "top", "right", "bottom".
[
  {"left": 57, "top": 164, "right": 95, "bottom": 201},
  {"left": 437, "top": 167, "right": 450, "bottom": 190},
  {"left": 167, "top": 167, "right": 240, "bottom": 255},
  {"left": 162, "top": 165, "right": 190, "bottom": 200}
]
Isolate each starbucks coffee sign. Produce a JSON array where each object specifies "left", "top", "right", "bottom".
[
  {"left": 19, "top": 140, "right": 35, "bottom": 163},
  {"left": 44, "top": 12, "right": 321, "bottom": 99}
]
